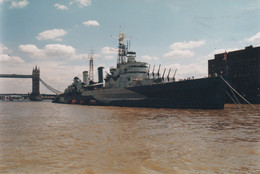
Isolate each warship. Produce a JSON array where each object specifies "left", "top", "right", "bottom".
[{"left": 53, "top": 33, "right": 226, "bottom": 109}]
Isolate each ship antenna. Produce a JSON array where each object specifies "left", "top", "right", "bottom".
[{"left": 118, "top": 32, "right": 127, "bottom": 65}]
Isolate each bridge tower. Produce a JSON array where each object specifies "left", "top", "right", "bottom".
[{"left": 30, "top": 66, "right": 42, "bottom": 101}]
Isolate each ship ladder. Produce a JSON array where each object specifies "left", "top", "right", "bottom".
[{"left": 219, "top": 75, "right": 260, "bottom": 112}]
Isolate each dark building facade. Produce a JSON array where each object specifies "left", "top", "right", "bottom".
[{"left": 208, "top": 45, "right": 260, "bottom": 104}]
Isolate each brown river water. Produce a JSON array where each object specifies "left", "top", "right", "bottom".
[{"left": 0, "top": 101, "right": 259, "bottom": 174}]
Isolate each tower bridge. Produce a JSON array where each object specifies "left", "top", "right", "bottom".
[{"left": 0, "top": 66, "right": 61, "bottom": 101}]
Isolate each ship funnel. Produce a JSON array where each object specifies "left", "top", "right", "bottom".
[
  {"left": 83, "top": 71, "right": 89, "bottom": 84},
  {"left": 97, "top": 67, "right": 104, "bottom": 84}
]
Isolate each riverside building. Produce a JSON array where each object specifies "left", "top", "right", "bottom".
[{"left": 208, "top": 45, "right": 260, "bottom": 104}]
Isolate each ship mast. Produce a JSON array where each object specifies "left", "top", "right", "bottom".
[{"left": 118, "top": 33, "right": 127, "bottom": 65}]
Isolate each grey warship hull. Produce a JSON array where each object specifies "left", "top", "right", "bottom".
[{"left": 54, "top": 76, "right": 226, "bottom": 109}]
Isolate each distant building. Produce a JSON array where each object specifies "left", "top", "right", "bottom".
[{"left": 208, "top": 45, "right": 260, "bottom": 104}]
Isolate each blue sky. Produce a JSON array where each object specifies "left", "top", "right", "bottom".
[{"left": 0, "top": 0, "right": 259, "bottom": 94}]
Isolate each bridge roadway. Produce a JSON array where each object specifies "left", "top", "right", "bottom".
[
  {"left": 0, "top": 74, "right": 32, "bottom": 78},
  {"left": 0, "top": 72, "right": 61, "bottom": 95},
  {"left": 0, "top": 93, "right": 56, "bottom": 99}
]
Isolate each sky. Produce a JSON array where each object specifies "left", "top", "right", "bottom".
[{"left": 0, "top": 0, "right": 259, "bottom": 94}]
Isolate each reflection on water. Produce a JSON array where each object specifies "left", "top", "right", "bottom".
[{"left": 0, "top": 102, "right": 259, "bottom": 173}]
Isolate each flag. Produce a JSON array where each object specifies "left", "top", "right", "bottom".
[{"left": 223, "top": 51, "right": 228, "bottom": 76}]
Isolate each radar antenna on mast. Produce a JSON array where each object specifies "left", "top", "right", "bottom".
[{"left": 112, "top": 27, "right": 131, "bottom": 66}]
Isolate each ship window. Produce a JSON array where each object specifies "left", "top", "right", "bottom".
[
  {"left": 125, "top": 71, "right": 146, "bottom": 74},
  {"left": 129, "top": 65, "right": 147, "bottom": 68}
]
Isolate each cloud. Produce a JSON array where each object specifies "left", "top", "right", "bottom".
[
  {"left": 164, "top": 63, "right": 207, "bottom": 79},
  {"left": 164, "top": 50, "right": 195, "bottom": 59},
  {"left": 0, "top": 43, "right": 9, "bottom": 54},
  {"left": 164, "top": 40, "right": 205, "bottom": 59},
  {"left": 70, "top": 54, "right": 87, "bottom": 60},
  {"left": 104, "top": 55, "right": 115, "bottom": 60},
  {"left": 19, "top": 44, "right": 45, "bottom": 58},
  {"left": 83, "top": 20, "right": 100, "bottom": 26},
  {"left": 101, "top": 47, "right": 117, "bottom": 60},
  {"left": 0, "top": 54, "right": 24, "bottom": 63},
  {"left": 36, "top": 29, "right": 67, "bottom": 41},
  {"left": 101, "top": 47, "right": 116, "bottom": 54},
  {"left": 0, "top": 43, "right": 24, "bottom": 63},
  {"left": 0, "top": 0, "right": 7, "bottom": 3},
  {"left": 141, "top": 55, "right": 158, "bottom": 60},
  {"left": 44, "top": 44, "right": 75, "bottom": 57},
  {"left": 70, "top": 0, "right": 91, "bottom": 8},
  {"left": 245, "top": 32, "right": 260, "bottom": 43},
  {"left": 10, "top": 0, "right": 29, "bottom": 8},
  {"left": 169, "top": 40, "right": 205, "bottom": 50},
  {"left": 54, "top": 3, "right": 68, "bottom": 10},
  {"left": 19, "top": 44, "right": 76, "bottom": 58}
]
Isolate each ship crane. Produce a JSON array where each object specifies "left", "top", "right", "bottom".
[
  {"left": 167, "top": 69, "right": 171, "bottom": 81},
  {"left": 173, "top": 69, "right": 177, "bottom": 81},
  {"left": 162, "top": 68, "right": 166, "bottom": 81},
  {"left": 152, "top": 65, "right": 155, "bottom": 79},
  {"left": 157, "top": 64, "right": 161, "bottom": 78},
  {"left": 147, "top": 64, "right": 150, "bottom": 78}
]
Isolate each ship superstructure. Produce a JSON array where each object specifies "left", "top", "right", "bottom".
[
  {"left": 54, "top": 32, "right": 226, "bottom": 109},
  {"left": 105, "top": 33, "right": 154, "bottom": 88}
]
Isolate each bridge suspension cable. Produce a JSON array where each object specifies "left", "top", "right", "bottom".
[{"left": 40, "top": 78, "right": 61, "bottom": 94}]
